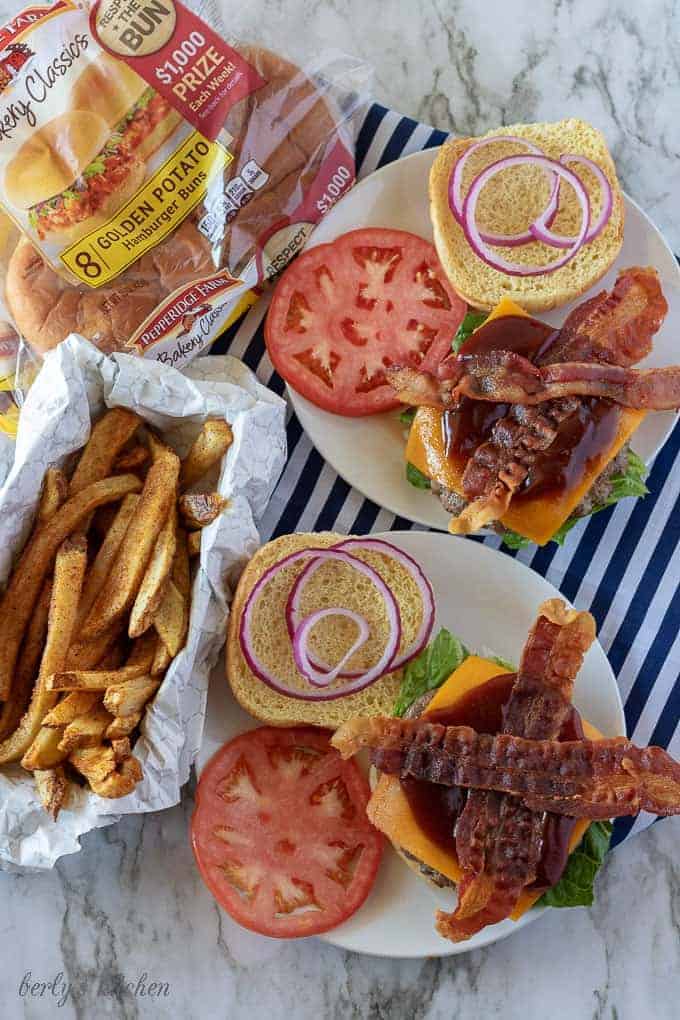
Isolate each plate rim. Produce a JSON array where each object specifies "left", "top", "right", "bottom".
[{"left": 286, "top": 147, "right": 680, "bottom": 533}]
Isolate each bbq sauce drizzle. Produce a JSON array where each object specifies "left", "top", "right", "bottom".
[{"left": 443, "top": 316, "right": 621, "bottom": 502}]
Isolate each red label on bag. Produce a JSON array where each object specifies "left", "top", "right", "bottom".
[
  {"left": 255, "top": 139, "right": 356, "bottom": 280},
  {"left": 90, "top": 0, "right": 265, "bottom": 140}
]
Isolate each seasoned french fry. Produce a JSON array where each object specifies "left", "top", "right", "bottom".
[
  {"left": 0, "top": 579, "right": 51, "bottom": 741},
  {"left": 128, "top": 505, "right": 176, "bottom": 638},
  {"left": 180, "top": 419, "right": 232, "bottom": 491},
  {"left": 187, "top": 530, "right": 201, "bottom": 558},
  {"left": 114, "top": 445, "right": 148, "bottom": 472},
  {"left": 150, "top": 639, "right": 171, "bottom": 676},
  {"left": 172, "top": 529, "right": 191, "bottom": 599},
  {"left": 69, "top": 744, "right": 116, "bottom": 785},
  {"left": 178, "top": 492, "right": 229, "bottom": 529},
  {"left": 126, "top": 630, "right": 157, "bottom": 672},
  {"left": 81, "top": 449, "right": 180, "bottom": 639},
  {"left": 69, "top": 744, "right": 143, "bottom": 798},
  {"left": 77, "top": 494, "right": 139, "bottom": 624},
  {"left": 34, "top": 768, "right": 68, "bottom": 820},
  {"left": 66, "top": 622, "right": 124, "bottom": 670},
  {"left": 103, "top": 675, "right": 160, "bottom": 716},
  {"left": 92, "top": 755, "right": 142, "bottom": 799},
  {"left": 96, "top": 644, "right": 126, "bottom": 671},
  {"left": 47, "top": 664, "right": 148, "bottom": 692},
  {"left": 57, "top": 705, "right": 113, "bottom": 752},
  {"left": 153, "top": 580, "right": 187, "bottom": 658},
  {"left": 105, "top": 712, "right": 142, "bottom": 739},
  {"left": 69, "top": 408, "right": 141, "bottom": 494},
  {"left": 0, "top": 474, "right": 141, "bottom": 700},
  {"left": 43, "top": 691, "right": 101, "bottom": 728},
  {"left": 22, "top": 725, "right": 66, "bottom": 770},
  {"left": 0, "top": 536, "right": 87, "bottom": 763},
  {"left": 111, "top": 737, "right": 131, "bottom": 763},
  {"left": 37, "top": 469, "right": 68, "bottom": 524}
]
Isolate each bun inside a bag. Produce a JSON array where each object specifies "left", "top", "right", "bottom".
[{"left": 6, "top": 43, "right": 348, "bottom": 357}]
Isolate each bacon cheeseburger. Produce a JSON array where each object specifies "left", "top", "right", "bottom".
[
  {"left": 333, "top": 599, "right": 680, "bottom": 943},
  {"left": 3, "top": 53, "right": 181, "bottom": 245},
  {"left": 391, "top": 267, "right": 680, "bottom": 546}
]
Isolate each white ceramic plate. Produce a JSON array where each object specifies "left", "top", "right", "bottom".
[
  {"left": 287, "top": 149, "right": 680, "bottom": 531},
  {"left": 197, "top": 531, "right": 625, "bottom": 957}
]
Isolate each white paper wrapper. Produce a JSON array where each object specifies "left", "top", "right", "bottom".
[{"left": 0, "top": 336, "right": 286, "bottom": 868}]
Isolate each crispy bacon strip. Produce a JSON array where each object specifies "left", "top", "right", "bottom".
[
  {"left": 543, "top": 265, "right": 669, "bottom": 367},
  {"left": 447, "top": 351, "right": 680, "bottom": 410},
  {"left": 440, "top": 600, "right": 595, "bottom": 939},
  {"left": 448, "top": 267, "right": 667, "bottom": 533},
  {"left": 387, "top": 366, "right": 443, "bottom": 408},
  {"left": 449, "top": 398, "right": 580, "bottom": 534},
  {"left": 389, "top": 270, "right": 669, "bottom": 535},
  {"left": 331, "top": 718, "right": 680, "bottom": 819}
]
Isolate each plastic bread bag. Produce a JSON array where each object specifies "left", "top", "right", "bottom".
[
  {"left": 0, "top": 0, "right": 372, "bottom": 437},
  {"left": 0, "top": 333, "right": 286, "bottom": 868}
]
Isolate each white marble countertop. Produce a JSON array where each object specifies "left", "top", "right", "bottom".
[{"left": 2, "top": 1, "right": 679, "bottom": 1017}]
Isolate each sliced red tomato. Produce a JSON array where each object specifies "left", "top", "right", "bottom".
[
  {"left": 191, "top": 726, "right": 383, "bottom": 938},
  {"left": 265, "top": 227, "right": 467, "bottom": 415}
]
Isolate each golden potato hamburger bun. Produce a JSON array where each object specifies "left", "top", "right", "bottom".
[
  {"left": 429, "top": 119, "right": 625, "bottom": 312},
  {"left": 220, "top": 45, "right": 340, "bottom": 274},
  {"left": 4, "top": 111, "right": 110, "bottom": 211},
  {"left": 226, "top": 532, "right": 420, "bottom": 729},
  {"left": 6, "top": 237, "right": 162, "bottom": 355},
  {"left": 6, "top": 222, "right": 213, "bottom": 355},
  {"left": 69, "top": 52, "right": 148, "bottom": 129}
]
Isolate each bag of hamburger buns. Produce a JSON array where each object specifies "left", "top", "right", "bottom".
[{"left": 0, "top": 0, "right": 371, "bottom": 437}]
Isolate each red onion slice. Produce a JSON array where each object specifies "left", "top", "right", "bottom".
[
  {"left": 449, "top": 135, "right": 560, "bottom": 247},
  {"left": 286, "top": 537, "right": 436, "bottom": 679},
  {"left": 239, "top": 547, "right": 401, "bottom": 701},
  {"left": 530, "top": 154, "right": 613, "bottom": 249},
  {"left": 462, "top": 154, "right": 590, "bottom": 277},
  {"left": 294, "top": 608, "right": 378, "bottom": 688},
  {"left": 334, "top": 538, "right": 435, "bottom": 670}
]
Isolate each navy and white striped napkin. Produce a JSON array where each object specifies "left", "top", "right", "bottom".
[{"left": 212, "top": 103, "right": 680, "bottom": 847}]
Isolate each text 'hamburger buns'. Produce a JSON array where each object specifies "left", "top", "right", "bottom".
[
  {"left": 227, "top": 533, "right": 427, "bottom": 729},
  {"left": 5, "top": 111, "right": 110, "bottom": 210},
  {"left": 429, "top": 119, "right": 625, "bottom": 312}
]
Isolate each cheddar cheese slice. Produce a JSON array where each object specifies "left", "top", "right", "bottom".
[
  {"left": 406, "top": 296, "right": 645, "bottom": 545},
  {"left": 368, "top": 657, "right": 602, "bottom": 921}
]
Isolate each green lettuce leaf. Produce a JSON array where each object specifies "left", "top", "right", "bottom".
[
  {"left": 453, "top": 311, "right": 489, "bottom": 353},
  {"left": 406, "top": 461, "right": 431, "bottom": 490},
  {"left": 394, "top": 628, "right": 468, "bottom": 716},
  {"left": 399, "top": 407, "right": 417, "bottom": 427},
  {"left": 489, "top": 654, "right": 516, "bottom": 672},
  {"left": 538, "top": 821, "right": 613, "bottom": 908},
  {"left": 501, "top": 528, "right": 532, "bottom": 550},
  {"left": 501, "top": 450, "right": 649, "bottom": 550}
]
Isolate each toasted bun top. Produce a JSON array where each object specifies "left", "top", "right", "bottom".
[
  {"left": 226, "top": 533, "right": 416, "bottom": 729},
  {"left": 4, "top": 111, "right": 110, "bottom": 209},
  {"left": 70, "top": 51, "right": 147, "bottom": 129},
  {"left": 429, "top": 119, "right": 625, "bottom": 313}
]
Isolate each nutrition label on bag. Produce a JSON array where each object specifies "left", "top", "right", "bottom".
[{"left": 61, "top": 130, "right": 231, "bottom": 286}]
